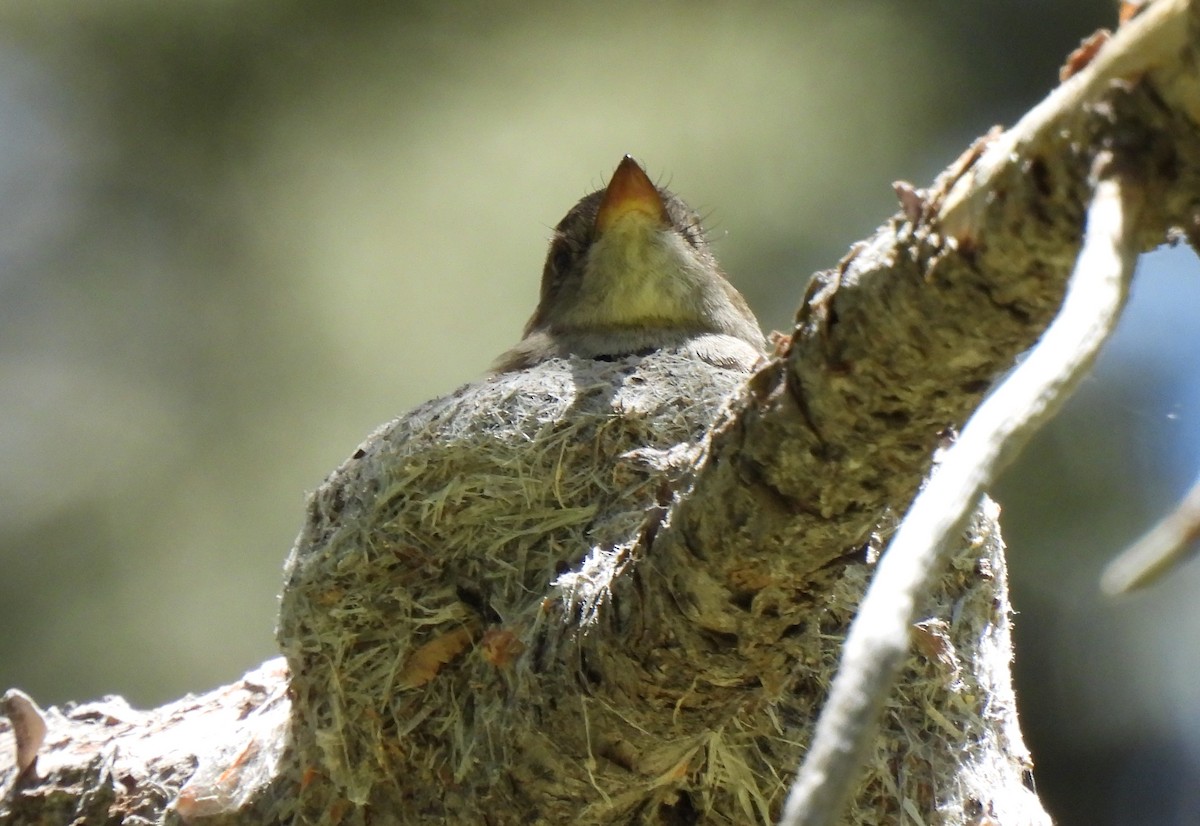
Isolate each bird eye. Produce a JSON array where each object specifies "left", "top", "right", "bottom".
[{"left": 551, "top": 243, "right": 574, "bottom": 276}]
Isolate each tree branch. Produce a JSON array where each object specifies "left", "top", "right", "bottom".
[{"left": 780, "top": 164, "right": 1143, "bottom": 826}]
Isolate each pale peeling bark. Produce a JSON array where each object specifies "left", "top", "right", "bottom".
[{"left": 4, "top": 2, "right": 1200, "bottom": 823}]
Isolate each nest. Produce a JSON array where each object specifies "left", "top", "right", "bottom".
[
  {"left": 278, "top": 351, "right": 752, "bottom": 820},
  {"left": 275, "top": 349, "right": 1044, "bottom": 825}
]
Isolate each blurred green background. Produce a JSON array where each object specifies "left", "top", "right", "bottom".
[{"left": 1, "top": 3, "right": 1198, "bottom": 824}]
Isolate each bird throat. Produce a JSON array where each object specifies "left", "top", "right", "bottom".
[{"left": 568, "top": 223, "right": 704, "bottom": 330}]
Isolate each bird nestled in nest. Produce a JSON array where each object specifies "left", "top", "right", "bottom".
[{"left": 493, "top": 155, "right": 764, "bottom": 374}]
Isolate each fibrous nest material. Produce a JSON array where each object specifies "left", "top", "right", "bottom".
[
  {"left": 278, "top": 351, "right": 749, "bottom": 821},
  {"left": 276, "top": 349, "right": 1044, "bottom": 825}
]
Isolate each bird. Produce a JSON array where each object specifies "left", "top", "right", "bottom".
[{"left": 492, "top": 155, "right": 765, "bottom": 373}]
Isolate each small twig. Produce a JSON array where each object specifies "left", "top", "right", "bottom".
[
  {"left": 777, "top": 168, "right": 1142, "bottom": 826},
  {"left": 1101, "top": 473, "right": 1200, "bottom": 593}
]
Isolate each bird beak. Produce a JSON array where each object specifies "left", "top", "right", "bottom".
[{"left": 595, "top": 155, "right": 670, "bottom": 235}]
